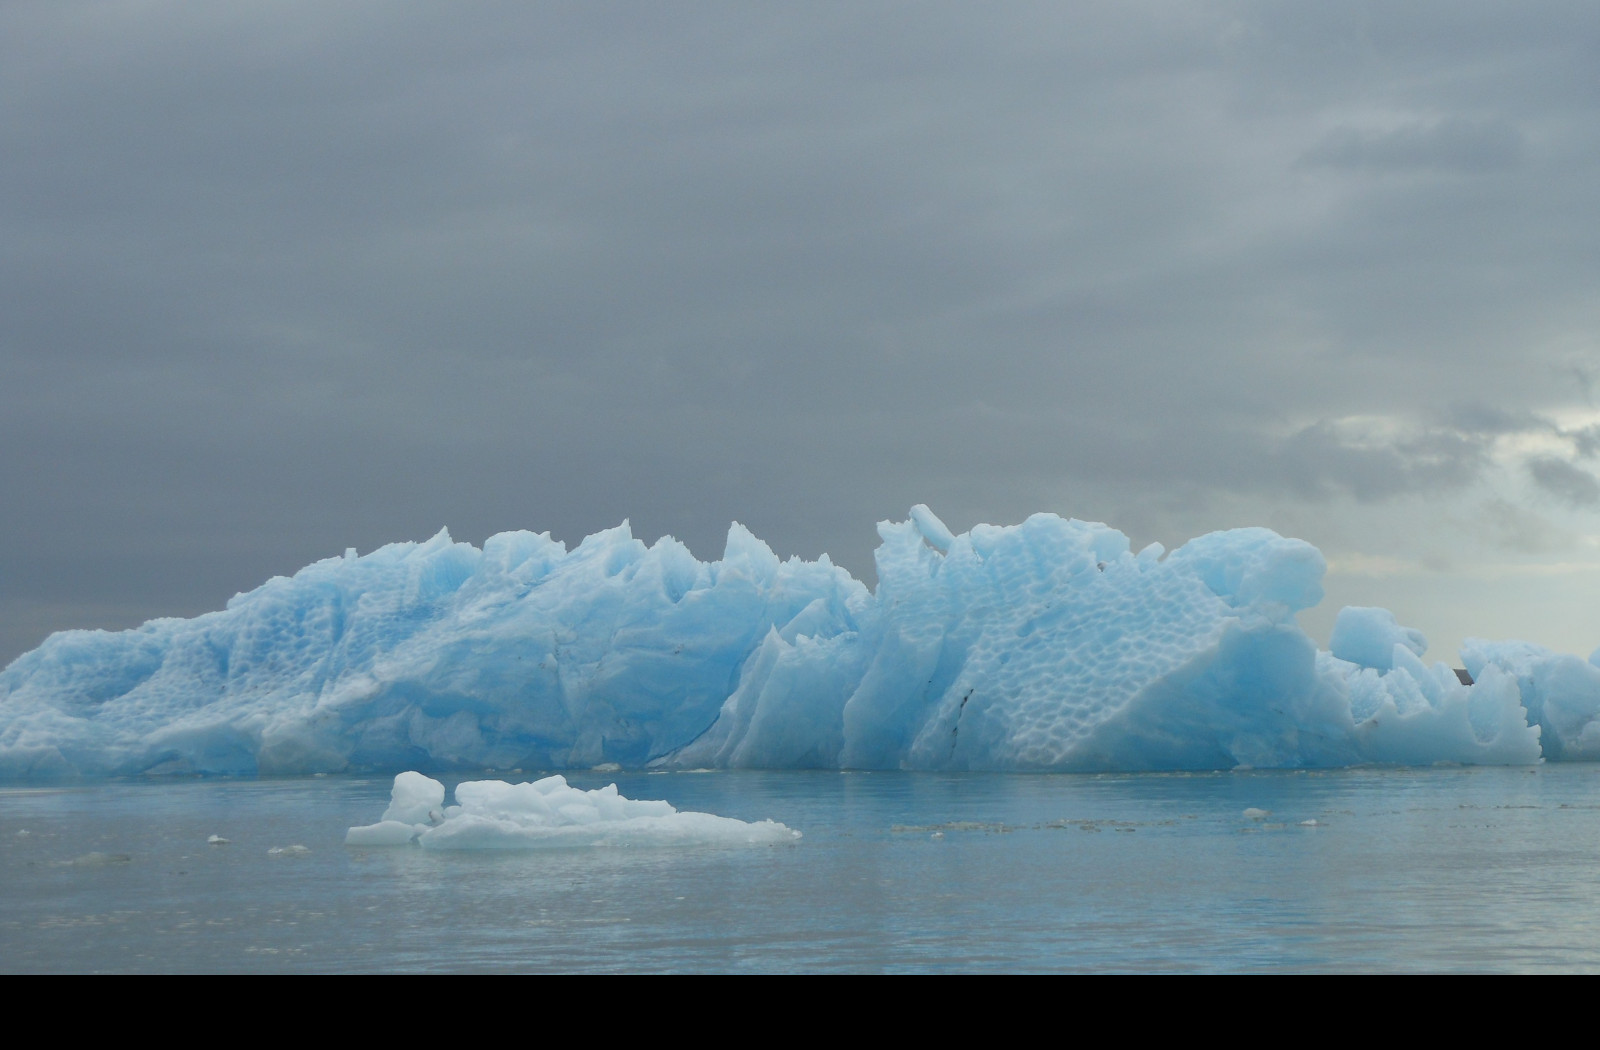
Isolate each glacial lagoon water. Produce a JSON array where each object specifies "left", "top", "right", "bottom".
[{"left": 6, "top": 766, "right": 1600, "bottom": 972}]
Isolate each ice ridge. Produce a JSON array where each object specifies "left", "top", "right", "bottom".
[{"left": 0, "top": 506, "right": 1588, "bottom": 777}]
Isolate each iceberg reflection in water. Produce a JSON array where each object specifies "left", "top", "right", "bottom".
[{"left": 6, "top": 766, "right": 1600, "bottom": 973}]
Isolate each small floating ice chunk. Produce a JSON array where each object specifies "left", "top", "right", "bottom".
[
  {"left": 268, "top": 844, "right": 311, "bottom": 856},
  {"left": 69, "top": 852, "right": 130, "bottom": 866},
  {"left": 346, "top": 771, "right": 800, "bottom": 850},
  {"left": 1243, "top": 808, "right": 1270, "bottom": 820},
  {"left": 1299, "top": 819, "right": 1321, "bottom": 826},
  {"left": 207, "top": 834, "right": 230, "bottom": 845}
]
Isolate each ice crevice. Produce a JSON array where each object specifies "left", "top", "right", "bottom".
[{"left": 0, "top": 507, "right": 1592, "bottom": 777}]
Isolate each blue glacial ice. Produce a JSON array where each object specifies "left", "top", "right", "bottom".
[
  {"left": 2, "top": 505, "right": 1595, "bottom": 777},
  {"left": 345, "top": 770, "right": 799, "bottom": 850}
]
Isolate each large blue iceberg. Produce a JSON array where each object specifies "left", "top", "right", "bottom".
[{"left": 3, "top": 506, "right": 1596, "bottom": 777}]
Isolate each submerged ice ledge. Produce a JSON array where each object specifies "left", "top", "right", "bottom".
[{"left": 3, "top": 506, "right": 1598, "bottom": 778}]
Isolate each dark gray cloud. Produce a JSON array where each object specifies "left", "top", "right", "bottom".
[
  {"left": 1528, "top": 456, "right": 1600, "bottom": 507},
  {"left": 1443, "top": 403, "right": 1557, "bottom": 438},
  {"left": 4, "top": 1, "right": 1600, "bottom": 662},
  {"left": 1275, "top": 422, "right": 1490, "bottom": 500},
  {"left": 1568, "top": 424, "right": 1600, "bottom": 458}
]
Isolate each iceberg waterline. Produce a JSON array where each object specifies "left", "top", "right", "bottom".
[{"left": 3, "top": 505, "right": 1596, "bottom": 778}]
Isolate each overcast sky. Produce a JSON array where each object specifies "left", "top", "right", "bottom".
[{"left": 5, "top": 1, "right": 1600, "bottom": 666}]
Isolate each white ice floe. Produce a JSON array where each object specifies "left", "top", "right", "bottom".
[{"left": 345, "top": 772, "right": 801, "bottom": 850}]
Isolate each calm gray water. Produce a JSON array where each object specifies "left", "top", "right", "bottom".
[{"left": 5, "top": 765, "right": 1600, "bottom": 972}]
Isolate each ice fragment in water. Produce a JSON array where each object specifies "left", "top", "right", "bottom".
[{"left": 346, "top": 772, "right": 800, "bottom": 850}]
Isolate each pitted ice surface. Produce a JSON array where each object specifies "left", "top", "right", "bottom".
[{"left": 0, "top": 508, "right": 1583, "bottom": 775}]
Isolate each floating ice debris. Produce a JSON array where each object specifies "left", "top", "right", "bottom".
[
  {"left": 1243, "top": 808, "right": 1271, "bottom": 820},
  {"left": 267, "top": 844, "right": 310, "bottom": 856},
  {"left": 206, "top": 834, "right": 229, "bottom": 845},
  {"left": 0, "top": 507, "right": 1586, "bottom": 776},
  {"left": 345, "top": 772, "right": 800, "bottom": 850},
  {"left": 15, "top": 829, "right": 28, "bottom": 837},
  {"left": 1299, "top": 819, "right": 1321, "bottom": 826},
  {"left": 67, "top": 852, "right": 130, "bottom": 866}
]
